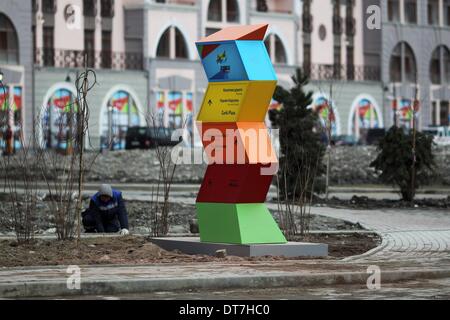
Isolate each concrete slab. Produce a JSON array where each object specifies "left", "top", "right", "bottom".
[{"left": 150, "top": 237, "right": 328, "bottom": 257}]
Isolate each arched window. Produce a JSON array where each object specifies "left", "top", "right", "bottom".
[
  {"left": 41, "top": 88, "right": 78, "bottom": 150},
  {"left": 349, "top": 96, "right": 382, "bottom": 138},
  {"left": 156, "top": 28, "right": 170, "bottom": 58},
  {"left": 207, "top": 0, "right": 239, "bottom": 23},
  {"left": 389, "top": 42, "right": 417, "bottom": 83},
  {"left": 310, "top": 95, "right": 340, "bottom": 136},
  {"left": 430, "top": 45, "right": 450, "bottom": 85},
  {"left": 156, "top": 26, "right": 189, "bottom": 59},
  {"left": 100, "top": 90, "right": 140, "bottom": 150},
  {"left": 0, "top": 13, "right": 19, "bottom": 65},
  {"left": 264, "top": 34, "right": 287, "bottom": 64}
]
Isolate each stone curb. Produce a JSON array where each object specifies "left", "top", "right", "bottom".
[{"left": 2, "top": 268, "right": 450, "bottom": 298}]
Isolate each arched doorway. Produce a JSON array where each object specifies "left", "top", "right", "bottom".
[
  {"left": 100, "top": 89, "right": 141, "bottom": 150},
  {"left": 0, "top": 86, "right": 22, "bottom": 152},
  {"left": 310, "top": 94, "right": 340, "bottom": 138},
  {"left": 348, "top": 95, "right": 383, "bottom": 139},
  {"left": 40, "top": 87, "right": 78, "bottom": 151}
]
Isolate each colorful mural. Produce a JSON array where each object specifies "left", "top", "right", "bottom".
[
  {"left": 186, "top": 92, "right": 194, "bottom": 146},
  {"left": 100, "top": 90, "right": 140, "bottom": 150},
  {"left": 311, "top": 95, "right": 339, "bottom": 136},
  {"left": 350, "top": 97, "right": 381, "bottom": 137},
  {"left": 0, "top": 86, "right": 8, "bottom": 111},
  {"left": 394, "top": 98, "right": 419, "bottom": 128},
  {"left": 41, "top": 88, "right": 77, "bottom": 150},
  {"left": 156, "top": 91, "right": 165, "bottom": 126},
  {"left": 0, "top": 86, "right": 22, "bottom": 151},
  {"left": 168, "top": 91, "right": 183, "bottom": 128},
  {"left": 268, "top": 98, "right": 282, "bottom": 111}
]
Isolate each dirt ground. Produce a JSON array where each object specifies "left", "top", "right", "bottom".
[
  {"left": 0, "top": 233, "right": 381, "bottom": 267},
  {"left": 321, "top": 195, "right": 450, "bottom": 209},
  {"left": 0, "top": 200, "right": 365, "bottom": 235}
]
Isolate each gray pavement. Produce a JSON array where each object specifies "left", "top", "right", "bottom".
[
  {"left": 2, "top": 182, "right": 449, "bottom": 201},
  {"left": 289, "top": 205, "right": 450, "bottom": 262},
  {"left": 58, "top": 277, "right": 450, "bottom": 300}
]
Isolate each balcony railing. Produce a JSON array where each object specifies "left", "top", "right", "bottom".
[
  {"left": 36, "top": 48, "right": 143, "bottom": 70},
  {"left": 303, "top": 64, "right": 381, "bottom": 82}
]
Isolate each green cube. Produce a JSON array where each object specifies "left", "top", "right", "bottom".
[{"left": 196, "top": 203, "right": 287, "bottom": 244}]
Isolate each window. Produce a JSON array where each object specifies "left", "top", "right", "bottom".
[
  {"left": 388, "top": 0, "right": 400, "bottom": 22},
  {"left": 43, "top": 27, "right": 54, "bottom": 67},
  {"left": 207, "top": 0, "right": 239, "bottom": 23},
  {"left": 256, "top": 0, "right": 268, "bottom": 12},
  {"left": 156, "top": 27, "right": 189, "bottom": 59},
  {"left": 347, "top": 45, "right": 354, "bottom": 80},
  {"left": 264, "top": 34, "right": 287, "bottom": 64},
  {"left": 156, "top": 28, "right": 170, "bottom": 58},
  {"left": 404, "top": 44, "right": 417, "bottom": 82},
  {"left": 84, "top": 30, "right": 95, "bottom": 68},
  {"left": 302, "top": 0, "right": 313, "bottom": 33},
  {"left": 334, "top": 43, "right": 341, "bottom": 66},
  {"left": 390, "top": 42, "right": 417, "bottom": 83},
  {"left": 334, "top": 43, "right": 342, "bottom": 79},
  {"left": 345, "top": 0, "right": 356, "bottom": 37},
  {"left": 42, "top": 88, "right": 77, "bottom": 150},
  {"left": 102, "top": 30, "right": 112, "bottom": 68},
  {"left": 205, "top": 28, "right": 220, "bottom": 37},
  {"left": 430, "top": 48, "right": 441, "bottom": 84},
  {"left": 431, "top": 101, "right": 437, "bottom": 125},
  {"left": 208, "top": 0, "right": 222, "bottom": 21},
  {"left": 440, "top": 101, "right": 449, "bottom": 126},
  {"left": 445, "top": 0, "right": 450, "bottom": 26},
  {"left": 0, "top": 14, "right": 19, "bottom": 65},
  {"left": 351, "top": 97, "right": 381, "bottom": 138},
  {"left": 303, "top": 43, "right": 311, "bottom": 74},
  {"left": 175, "top": 28, "right": 188, "bottom": 58},
  {"left": 100, "top": 90, "right": 140, "bottom": 150},
  {"left": 101, "top": 0, "right": 115, "bottom": 18},
  {"left": 390, "top": 44, "right": 402, "bottom": 82},
  {"left": 226, "top": 0, "right": 239, "bottom": 22},
  {"left": 83, "top": 0, "right": 97, "bottom": 17},
  {"left": 42, "top": 0, "right": 56, "bottom": 14},
  {"left": 404, "top": 0, "right": 417, "bottom": 24},
  {"left": 428, "top": 0, "right": 439, "bottom": 25},
  {"left": 430, "top": 46, "right": 450, "bottom": 84},
  {"left": 332, "top": 0, "right": 343, "bottom": 35}
]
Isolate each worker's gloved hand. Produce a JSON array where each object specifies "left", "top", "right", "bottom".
[{"left": 119, "top": 228, "right": 129, "bottom": 236}]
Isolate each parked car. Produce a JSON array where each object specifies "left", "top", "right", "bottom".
[
  {"left": 422, "top": 126, "right": 450, "bottom": 146},
  {"left": 125, "top": 127, "right": 182, "bottom": 149}
]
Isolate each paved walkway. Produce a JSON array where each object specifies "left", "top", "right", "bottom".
[{"left": 293, "top": 205, "right": 450, "bottom": 262}]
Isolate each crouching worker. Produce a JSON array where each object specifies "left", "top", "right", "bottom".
[{"left": 82, "top": 184, "right": 130, "bottom": 235}]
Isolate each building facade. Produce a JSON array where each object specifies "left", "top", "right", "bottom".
[
  {"left": 0, "top": 0, "right": 449, "bottom": 151},
  {"left": 380, "top": 0, "right": 450, "bottom": 130},
  {"left": 0, "top": 0, "right": 33, "bottom": 150}
]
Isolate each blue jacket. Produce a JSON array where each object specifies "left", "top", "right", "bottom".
[{"left": 89, "top": 189, "right": 129, "bottom": 232}]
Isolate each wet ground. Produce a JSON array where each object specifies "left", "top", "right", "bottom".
[{"left": 54, "top": 277, "right": 450, "bottom": 300}]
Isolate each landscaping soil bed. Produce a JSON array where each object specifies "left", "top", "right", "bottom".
[
  {"left": 0, "top": 201, "right": 365, "bottom": 235},
  {"left": 0, "top": 233, "right": 381, "bottom": 267},
  {"left": 320, "top": 195, "right": 450, "bottom": 209}
]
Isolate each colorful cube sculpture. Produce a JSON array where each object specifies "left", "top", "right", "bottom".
[{"left": 195, "top": 24, "right": 287, "bottom": 245}]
